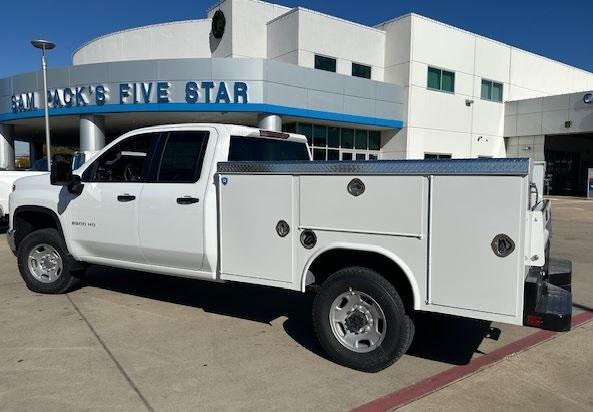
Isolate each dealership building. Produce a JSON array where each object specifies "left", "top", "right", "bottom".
[{"left": 1, "top": 0, "right": 593, "bottom": 195}]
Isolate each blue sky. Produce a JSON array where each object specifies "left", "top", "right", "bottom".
[{"left": 2, "top": 0, "right": 592, "bottom": 79}]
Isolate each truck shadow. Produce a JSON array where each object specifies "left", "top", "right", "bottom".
[{"left": 82, "top": 266, "right": 498, "bottom": 366}]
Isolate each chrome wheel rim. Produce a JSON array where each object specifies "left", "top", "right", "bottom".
[
  {"left": 329, "top": 288, "right": 387, "bottom": 353},
  {"left": 27, "top": 243, "right": 63, "bottom": 283}
]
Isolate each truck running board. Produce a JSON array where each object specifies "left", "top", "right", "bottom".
[{"left": 524, "top": 259, "right": 572, "bottom": 332}]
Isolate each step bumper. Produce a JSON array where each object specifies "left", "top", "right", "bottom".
[{"left": 524, "top": 258, "right": 572, "bottom": 332}]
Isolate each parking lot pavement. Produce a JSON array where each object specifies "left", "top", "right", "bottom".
[
  {"left": 399, "top": 319, "right": 593, "bottom": 411},
  {"left": 0, "top": 197, "right": 591, "bottom": 411}
]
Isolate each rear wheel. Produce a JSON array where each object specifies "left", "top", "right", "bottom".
[
  {"left": 313, "top": 266, "right": 413, "bottom": 372},
  {"left": 17, "top": 228, "right": 81, "bottom": 294}
]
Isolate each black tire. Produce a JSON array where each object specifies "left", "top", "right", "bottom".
[
  {"left": 17, "top": 228, "right": 81, "bottom": 294},
  {"left": 313, "top": 266, "right": 413, "bottom": 372}
]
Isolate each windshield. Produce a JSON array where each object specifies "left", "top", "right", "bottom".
[{"left": 229, "top": 136, "right": 310, "bottom": 161}]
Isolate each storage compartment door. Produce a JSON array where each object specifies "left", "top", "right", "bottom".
[
  {"left": 219, "top": 174, "right": 295, "bottom": 285},
  {"left": 429, "top": 176, "right": 525, "bottom": 316}
]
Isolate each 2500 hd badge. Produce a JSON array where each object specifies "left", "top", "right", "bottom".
[{"left": 71, "top": 221, "right": 96, "bottom": 228}]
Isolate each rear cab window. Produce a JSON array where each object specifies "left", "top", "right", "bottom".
[{"left": 229, "top": 136, "right": 310, "bottom": 161}]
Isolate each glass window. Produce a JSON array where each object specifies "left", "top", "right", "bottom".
[
  {"left": 356, "top": 153, "right": 366, "bottom": 160},
  {"left": 315, "top": 55, "right": 336, "bottom": 72},
  {"left": 482, "top": 79, "right": 503, "bottom": 102},
  {"left": 441, "top": 70, "right": 455, "bottom": 92},
  {"left": 492, "top": 82, "right": 503, "bottom": 102},
  {"left": 427, "top": 67, "right": 441, "bottom": 90},
  {"left": 428, "top": 67, "right": 455, "bottom": 93},
  {"left": 328, "top": 149, "right": 340, "bottom": 160},
  {"left": 32, "top": 158, "right": 49, "bottom": 171},
  {"left": 369, "top": 131, "right": 381, "bottom": 150},
  {"left": 352, "top": 63, "right": 371, "bottom": 79},
  {"left": 341, "top": 129, "right": 354, "bottom": 149},
  {"left": 313, "top": 125, "right": 327, "bottom": 147},
  {"left": 328, "top": 127, "right": 340, "bottom": 148},
  {"left": 86, "top": 133, "right": 158, "bottom": 182},
  {"left": 313, "top": 148, "right": 326, "bottom": 160},
  {"left": 229, "top": 136, "right": 310, "bottom": 161},
  {"left": 355, "top": 130, "right": 368, "bottom": 150},
  {"left": 342, "top": 152, "right": 353, "bottom": 160},
  {"left": 481, "top": 79, "right": 492, "bottom": 100},
  {"left": 157, "top": 132, "right": 209, "bottom": 182},
  {"left": 298, "top": 123, "right": 313, "bottom": 145},
  {"left": 283, "top": 123, "right": 296, "bottom": 133},
  {"left": 369, "top": 154, "right": 378, "bottom": 160}
]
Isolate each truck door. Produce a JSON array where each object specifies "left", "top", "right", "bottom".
[
  {"left": 67, "top": 132, "right": 160, "bottom": 263},
  {"left": 138, "top": 129, "right": 215, "bottom": 271},
  {"left": 429, "top": 175, "right": 526, "bottom": 317}
]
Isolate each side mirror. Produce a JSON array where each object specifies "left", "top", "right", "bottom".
[
  {"left": 50, "top": 155, "right": 84, "bottom": 195},
  {"left": 68, "top": 174, "right": 84, "bottom": 195},
  {"left": 50, "top": 156, "right": 73, "bottom": 185}
]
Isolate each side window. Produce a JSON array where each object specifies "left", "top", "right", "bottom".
[
  {"left": 229, "top": 136, "right": 310, "bottom": 161},
  {"left": 85, "top": 133, "right": 158, "bottom": 182},
  {"left": 156, "top": 131, "right": 209, "bottom": 183}
]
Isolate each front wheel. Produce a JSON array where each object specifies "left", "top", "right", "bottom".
[
  {"left": 312, "top": 266, "right": 413, "bottom": 372},
  {"left": 17, "top": 228, "right": 81, "bottom": 294}
]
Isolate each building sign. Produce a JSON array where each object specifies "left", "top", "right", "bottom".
[{"left": 10, "top": 80, "right": 249, "bottom": 114}]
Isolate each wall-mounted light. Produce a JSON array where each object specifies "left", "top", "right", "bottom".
[
  {"left": 523, "top": 146, "right": 532, "bottom": 151},
  {"left": 584, "top": 93, "right": 593, "bottom": 104},
  {"left": 465, "top": 99, "right": 474, "bottom": 107},
  {"left": 564, "top": 120, "right": 572, "bottom": 128}
]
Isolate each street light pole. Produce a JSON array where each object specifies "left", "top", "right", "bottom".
[{"left": 31, "top": 39, "right": 55, "bottom": 171}]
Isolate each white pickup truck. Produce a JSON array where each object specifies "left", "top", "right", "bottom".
[{"left": 7, "top": 123, "right": 572, "bottom": 372}]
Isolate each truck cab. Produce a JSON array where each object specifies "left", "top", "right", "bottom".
[{"left": 9, "top": 124, "right": 309, "bottom": 278}]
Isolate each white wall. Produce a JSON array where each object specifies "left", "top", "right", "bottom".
[
  {"left": 505, "top": 91, "right": 593, "bottom": 138},
  {"left": 267, "top": 9, "right": 299, "bottom": 65},
  {"left": 220, "top": 0, "right": 290, "bottom": 58},
  {"left": 294, "top": 8, "right": 385, "bottom": 81},
  {"left": 391, "top": 14, "right": 593, "bottom": 159},
  {"left": 73, "top": 20, "right": 213, "bottom": 65}
]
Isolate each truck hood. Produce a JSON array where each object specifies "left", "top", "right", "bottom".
[
  {"left": 0, "top": 171, "right": 47, "bottom": 185},
  {"left": 12, "top": 172, "right": 51, "bottom": 190}
]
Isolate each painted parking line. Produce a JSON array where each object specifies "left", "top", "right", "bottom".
[{"left": 352, "top": 311, "right": 593, "bottom": 412}]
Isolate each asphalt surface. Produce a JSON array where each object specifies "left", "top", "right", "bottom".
[{"left": 0, "top": 197, "right": 591, "bottom": 411}]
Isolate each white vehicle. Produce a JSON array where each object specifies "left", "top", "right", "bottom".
[
  {"left": 7, "top": 124, "right": 572, "bottom": 372},
  {"left": 0, "top": 170, "right": 47, "bottom": 221}
]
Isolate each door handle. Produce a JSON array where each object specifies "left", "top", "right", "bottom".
[
  {"left": 177, "top": 196, "right": 200, "bottom": 205},
  {"left": 117, "top": 194, "right": 136, "bottom": 202}
]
